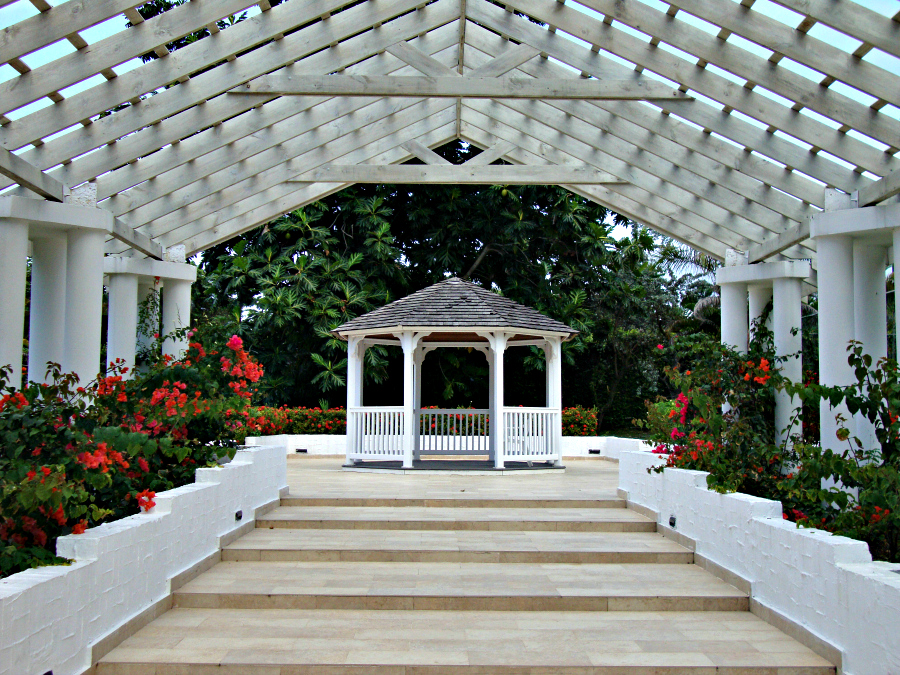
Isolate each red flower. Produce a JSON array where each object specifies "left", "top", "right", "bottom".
[
  {"left": 136, "top": 490, "right": 156, "bottom": 512},
  {"left": 226, "top": 335, "right": 243, "bottom": 351},
  {"left": 71, "top": 520, "right": 88, "bottom": 535},
  {"left": 656, "top": 344, "right": 664, "bottom": 350}
]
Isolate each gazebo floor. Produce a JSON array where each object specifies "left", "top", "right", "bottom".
[
  {"left": 344, "top": 458, "right": 565, "bottom": 474},
  {"left": 96, "top": 457, "right": 836, "bottom": 674}
]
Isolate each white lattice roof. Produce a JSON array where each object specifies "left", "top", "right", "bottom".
[{"left": 1, "top": 0, "right": 898, "bottom": 271}]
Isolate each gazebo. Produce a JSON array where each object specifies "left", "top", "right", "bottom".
[{"left": 332, "top": 277, "right": 578, "bottom": 469}]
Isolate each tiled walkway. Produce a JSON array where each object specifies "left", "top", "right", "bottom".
[{"left": 98, "top": 456, "right": 836, "bottom": 674}]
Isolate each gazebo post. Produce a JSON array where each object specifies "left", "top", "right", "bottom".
[
  {"left": 397, "top": 331, "right": 422, "bottom": 469},
  {"left": 345, "top": 336, "right": 363, "bottom": 465},
  {"left": 545, "top": 338, "right": 563, "bottom": 466},
  {"left": 478, "top": 347, "right": 495, "bottom": 462},
  {"left": 488, "top": 332, "right": 509, "bottom": 469}
]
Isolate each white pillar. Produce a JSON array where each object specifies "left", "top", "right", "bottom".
[
  {"left": 107, "top": 273, "right": 139, "bottom": 374},
  {"left": 490, "top": 332, "right": 508, "bottom": 469},
  {"left": 28, "top": 234, "right": 68, "bottom": 384},
  {"left": 894, "top": 229, "right": 900, "bottom": 359},
  {"left": 64, "top": 228, "right": 105, "bottom": 384},
  {"left": 748, "top": 284, "right": 773, "bottom": 342},
  {"left": 413, "top": 347, "right": 425, "bottom": 460},
  {"left": 720, "top": 282, "right": 749, "bottom": 354},
  {"left": 817, "top": 234, "right": 855, "bottom": 454},
  {"left": 162, "top": 278, "right": 192, "bottom": 359},
  {"left": 773, "top": 277, "right": 802, "bottom": 445},
  {"left": 853, "top": 242, "right": 888, "bottom": 452},
  {"left": 484, "top": 349, "right": 496, "bottom": 461},
  {"left": 546, "top": 338, "right": 563, "bottom": 466},
  {"left": 136, "top": 280, "right": 160, "bottom": 359},
  {"left": 345, "top": 336, "right": 362, "bottom": 465},
  {"left": 398, "top": 332, "right": 419, "bottom": 469},
  {"left": 0, "top": 219, "right": 29, "bottom": 389}
]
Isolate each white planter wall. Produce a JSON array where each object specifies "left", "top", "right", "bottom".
[
  {"left": 619, "top": 449, "right": 900, "bottom": 675},
  {"left": 0, "top": 445, "right": 287, "bottom": 675},
  {"left": 245, "top": 433, "right": 652, "bottom": 458}
]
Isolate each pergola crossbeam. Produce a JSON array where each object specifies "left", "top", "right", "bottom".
[
  {"left": 232, "top": 75, "right": 692, "bottom": 100},
  {"left": 0, "top": 146, "right": 66, "bottom": 202},
  {"left": 288, "top": 164, "right": 625, "bottom": 184}
]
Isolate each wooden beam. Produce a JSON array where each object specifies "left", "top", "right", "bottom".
[
  {"left": 858, "top": 171, "right": 900, "bottom": 207},
  {"left": 0, "top": 146, "right": 65, "bottom": 201},
  {"left": 401, "top": 140, "right": 451, "bottom": 165},
  {"left": 463, "top": 140, "right": 516, "bottom": 165},
  {"left": 287, "top": 164, "right": 625, "bottom": 184},
  {"left": 468, "top": 44, "right": 540, "bottom": 78},
  {"left": 747, "top": 221, "right": 811, "bottom": 263},
  {"left": 768, "top": 0, "right": 900, "bottom": 60},
  {"left": 109, "top": 216, "right": 164, "bottom": 260},
  {"left": 386, "top": 42, "right": 456, "bottom": 76},
  {"left": 471, "top": 0, "right": 895, "bottom": 176},
  {"left": 233, "top": 75, "right": 692, "bottom": 100}
]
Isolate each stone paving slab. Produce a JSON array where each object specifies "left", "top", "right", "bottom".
[
  {"left": 174, "top": 561, "right": 748, "bottom": 612},
  {"left": 258, "top": 506, "right": 655, "bottom": 532},
  {"left": 284, "top": 457, "right": 621, "bottom": 506},
  {"left": 97, "top": 608, "right": 835, "bottom": 674},
  {"left": 222, "top": 529, "right": 694, "bottom": 564}
]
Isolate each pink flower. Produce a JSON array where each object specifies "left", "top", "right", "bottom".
[
  {"left": 226, "top": 335, "right": 243, "bottom": 351},
  {"left": 657, "top": 344, "right": 664, "bottom": 350}
]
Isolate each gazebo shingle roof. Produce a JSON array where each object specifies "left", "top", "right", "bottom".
[{"left": 332, "top": 277, "right": 578, "bottom": 340}]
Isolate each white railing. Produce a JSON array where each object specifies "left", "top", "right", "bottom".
[
  {"left": 502, "top": 407, "right": 560, "bottom": 461},
  {"left": 418, "top": 408, "right": 490, "bottom": 455},
  {"left": 348, "top": 406, "right": 405, "bottom": 459}
]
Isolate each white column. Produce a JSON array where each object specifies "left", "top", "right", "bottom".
[
  {"left": 720, "top": 282, "right": 749, "bottom": 354},
  {"left": 0, "top": 219, "right": 29, "bottom": 389},
  {"left": 894, "top": 229, "right": 900, "bottom": 359},
  {"left": 748, "top": 284, "right": 773, "bottom": 341},
  {"left": 345, "top": 336, "right": 362, "bottom": 465},
  {"left": 64, "top": 228, "right": 105, "bottom": 384},
  {"left": 162, "top": 278, "right": 192, "bottom": 359},
  {"left": 136, "top": 280, "right": 160, "bottom": 360},
  {"left": 817, "top": 234, "right": 855, "bottom": 454},
  {"left": 398, "top": 332, "right": 419, "bottom": 468},
  {"left": 28, "top": 234, "right": 67, "bottom": 384},
  {"left": 484, "top": 349, "right": 496, "bottom": 461},
  {"left": 107, "top": 273, "right": 139, "bottom": 374},
  {"left": 490, "top": 332, "right": 508, "bottom": 469},
  {"left": 546, "top": 338, "right": 563, "bottom": 466},
  {"left": 413, "top": 347, "right": 425, "bottom": 460},
  {"left": 773, "top": 277, "right": 802, "bottom": 445},
  {"left": 853, "top": 242, "right": 888, "bottom": 452}
]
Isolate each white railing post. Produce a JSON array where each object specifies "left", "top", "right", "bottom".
[{"left": 546, "top": 337, "right": 564, "bottom": 466}]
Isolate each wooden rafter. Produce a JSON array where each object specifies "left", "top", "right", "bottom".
[{"left": 287, "top": 164, "right": 625, "bottom": 184}]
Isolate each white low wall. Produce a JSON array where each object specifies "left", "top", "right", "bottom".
[
  {"left": 619, "top": 449, "right": 900, "bottom": 675},
  {"left": 245, "top": 433, "right": 652, "bottom": 458},
  {"left": 0, "top": 445, "right": 287, "bottom": 675}
]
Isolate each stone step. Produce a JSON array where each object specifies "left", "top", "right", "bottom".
[
  {"left": 257, "top": 505, "right": 656, "bottom": 532},
  {"left": 280, "top": 495, "right": 627, "bottom": 508},
  {"left": 222, "top": 528, "right": 694, "bottom": 564},
  {"left": 97, "top": 608, "right": 835, "bottom": 674},
  {"left": 174, "top": 561, "right": 748, "bottom": 612}
]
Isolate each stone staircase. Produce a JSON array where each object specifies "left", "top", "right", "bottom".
[{"left": 97, "top": 485, "right": 835, "bottom": 673}]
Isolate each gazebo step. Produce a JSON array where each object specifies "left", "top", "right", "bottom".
[
  {"left": 279, "top": 496, "right": 628, "bottom": 508},
  {"left": 96, "top": 608, "right": 835, "bottom": 674},
  {"left": 174, "top": 561, "right": 748, "bottom": 612},
  {"left": 221, "top": 528, "right": 693, "bottom": 564},
  {"left": 257, "top": 505, "right": 656, "bottom": 532}
]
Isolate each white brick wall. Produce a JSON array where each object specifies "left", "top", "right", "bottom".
[
  {"left": 619, "top": 449, "right": 900, "bottom": 675},
  {"left": 0, "top": 445, "right": 287, "bottom": 675}
]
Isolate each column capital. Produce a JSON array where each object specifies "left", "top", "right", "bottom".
[
  {"left": 810, "top": 201, "right": 900, "bottom": 242},
  {"left": 716, "top": 260, "right": 811, "bottom": 286},
  {"left": 104, "top": 256, "right": 197, "bottom": 282}
]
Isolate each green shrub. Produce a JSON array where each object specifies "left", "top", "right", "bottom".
[
  {"left": 562, "top": 406, "right": 598, "bottom": 436},
  {"left": 0, "top": 330, "right": 264, "bottom": 578}
]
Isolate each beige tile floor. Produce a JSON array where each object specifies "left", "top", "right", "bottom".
[{"left": 97, "top": 456, "right": 836, "bottom": 674}]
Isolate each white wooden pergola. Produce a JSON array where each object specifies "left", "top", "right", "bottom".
[{"left": 0, "top": 0, "right": 898, "bottom": 453}]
